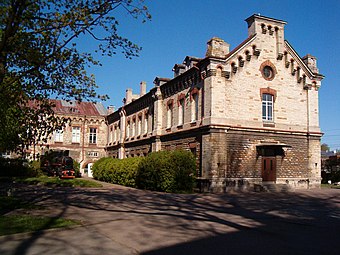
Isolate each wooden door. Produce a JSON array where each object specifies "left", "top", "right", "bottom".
[{"left": 262, "top": 157, "right": 276, "bottom": 182}]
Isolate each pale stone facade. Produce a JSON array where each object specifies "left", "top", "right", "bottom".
[{"left": 106, "top": 14, "right": 324, "bottom": 191}]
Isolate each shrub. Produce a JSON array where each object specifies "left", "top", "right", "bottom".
[
  {"left": 0, "top": 158, "right": 42, "bottom": 177},
  {"left": 136, "top": 151, "right": 173, "bottom": 192},
  {"left": 136, "top": 149, "right": 196, "bottom": 193},
  {"left": 92, "top": 157, "right": 142, "bottom": 188}
]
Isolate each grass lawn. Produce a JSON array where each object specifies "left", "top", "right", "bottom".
[
  {"left": 0, "top": 215, "right": 80, "bottom": 236},
  {"left": 0, "top": 190, "right": 82, "bottom": 236},
  {"left": 321, "top": 184, "right": 340, "bottom": 189},
  {"left": 18, "top": 176, "right": 103, "bottom": 188}
]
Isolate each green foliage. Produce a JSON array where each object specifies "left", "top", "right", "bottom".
[
  {"left": 93, "top": 150, "right": 196, "bottom": 193},
  {"left": 73, "top": 160, "right": 81, "bottom": 177},
  {"left": 0, "top": 215, "right": 80, "bottom": 236},
  {"left": 136, "top": 149, "right": 196, "bottom": 193},
  {"left": 0, "top": 0, "right": 151, "bottom": 152},
  {"left": 92, "top": 157, "right": 142, "bottom": 187},
  {"left": 322, "top": 171, "right": 340, "bottom": 184},
  {"left": 18, "top": 176, "right": 103, "bottom": 188},
  {"left": 0, "top": 158, "right": 41, "bottom": 177},
  {"left": 321, "top": 143, "right": 330, "bottom": 152}
]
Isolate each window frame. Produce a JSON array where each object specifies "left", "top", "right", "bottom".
[
  {"left": 89, "top": 127, "right": 97, "bottom": 144},
  {"left": 71, "top": 126, "right": 81, "bottom": 143},
  {"left": 54, "top": 129, "right": 63, "bottom": 143},
  {"left": 262, "top": 93, "right": 274, "bottom": 122}
]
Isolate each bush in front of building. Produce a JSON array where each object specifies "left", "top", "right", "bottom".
[
  {"left": 0, "top": 158, "right": 43, "bottom": 177},
  {"left": 136, "top": 149, "right": 196, "bottom": 193},
  {"left": 92, "top": 157, "right": 142, "bottom": 188}
]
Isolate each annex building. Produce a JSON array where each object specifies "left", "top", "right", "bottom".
[
  {"left": 31, "top": 100, "right": 109, "bottom": 177},
  {"left": 105, "top": 14, "right": 324, "bottom": 191}
]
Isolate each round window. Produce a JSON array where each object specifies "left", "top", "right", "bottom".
[{"left": 263, "top": 66, "right": 274, "bottom": 80}]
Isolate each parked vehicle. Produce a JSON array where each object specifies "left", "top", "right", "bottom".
[{"left": 40, "top": 150, "right": 75, "bottom": 179}]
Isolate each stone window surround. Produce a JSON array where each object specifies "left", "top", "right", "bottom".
[{"left": 259, "top": 60, "right": 277, "bottom": 81}]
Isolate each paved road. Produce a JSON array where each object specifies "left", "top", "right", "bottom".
[{"left": 1, "top": 181, "right": 340, "bottom": 255}]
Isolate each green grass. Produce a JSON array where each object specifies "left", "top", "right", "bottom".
[
  {"left": 0, "top": 196, "right": 80, "bottom": 236},
  {"left": 0, "top": 215, "right": 80, "bottom": 236},
  {"left": 321, "top": 184, "right": 340, "bottom": 189},
  {"left": 18, "top": 176, "right": 103, "bottom": 188}
]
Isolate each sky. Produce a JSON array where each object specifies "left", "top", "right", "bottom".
[{"left": 82, "top": 0, "right": 340, "bottom": 151}]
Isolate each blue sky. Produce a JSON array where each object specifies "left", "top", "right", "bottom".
[{"left": 83, "top": 0, "right": 340, "bottom": 150}]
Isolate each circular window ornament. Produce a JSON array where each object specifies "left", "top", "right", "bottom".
[{"left": 262, "top": 66, "right": 275, "bottom": 80}]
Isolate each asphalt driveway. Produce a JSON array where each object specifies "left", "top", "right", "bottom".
[{"left": 1, "top": 181, "right": 339, "bottom": 255}]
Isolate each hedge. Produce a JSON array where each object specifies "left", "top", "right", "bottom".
[
  {"left": 92, "top": 149, "right": 197, "bottom": 193},
  {"left": 0, "top": 158, "right": 43, "bottom": 177},
  {"left": 92, "top": 157, "right": 142, "bottom": 188},
  {"left": 136, "top": 149, "right": 196, "bottom": 193}
]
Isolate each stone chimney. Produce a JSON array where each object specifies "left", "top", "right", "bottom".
[
  {"left": 125, "top": 88, "right": 133, "bottom": 104},
  {"left": 140, "top": 81, "right": 146, "bottom": 96},
  {"left": 206, "top": 37, "right": 229, "bottom": 58},
  {"left": 302, "top": 54, "right": 319, "bottom": 74}
]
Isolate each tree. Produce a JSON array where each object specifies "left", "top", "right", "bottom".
[
  {"left": 321, "top": 143, "right": 330, "bottom": 152},
  {"left": 0, "top": 0, "right": 150, "bottom": 152}
]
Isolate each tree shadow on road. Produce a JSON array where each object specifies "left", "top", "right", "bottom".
[{"left": 2, "top": 183, "right": 340, "bottom": 255}]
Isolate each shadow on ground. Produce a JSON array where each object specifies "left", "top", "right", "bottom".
[{"left": 1, "top": 181, "right": 340, "bottom": 255}]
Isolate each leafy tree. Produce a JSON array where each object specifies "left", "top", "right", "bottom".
[
  {"left": 321, "top": 143, "right": 330, "bottom": 152},
  {"left": 0, "top": 0, "right": 150, "bottom": 152}
]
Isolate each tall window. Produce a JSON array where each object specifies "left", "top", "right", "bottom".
[
  {"left": 137, "top": 116, "right": 142, "bottom": 136},
  {"left": 54, "top": 129, "right": 63, "bottom": 142},
  {"left": 262, "top": 94, "right": 274, "bottom": 121},
  {"left": 178, "top": 98, "right": 185, "bottom": 125},
  {"left": 72, "top": 126, "right": 80, "bottom": 143},
  {"left": 191, "top": 93, "right": 199, "bottom": 122},
  {"left": 126, "top": 121, "right": 130, "bottom": 138},
  {"left": 113, "top": 126, "right": 117, "bottom": 143},
  {"left": 132, "top": 119, "right": 136, "bottom": 137},
  {"left": 89, "top": 127, "right": 97, "bottom": 144},
  {"left": 167, "top": 102, "right": 173, "bottom": 128},
  {"left": 144, "top": 113, "right": 148, "bottom": 134}
]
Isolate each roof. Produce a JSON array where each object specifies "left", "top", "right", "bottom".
[{"left": 50, "top": 99, "right": 107, "bottom": 116}]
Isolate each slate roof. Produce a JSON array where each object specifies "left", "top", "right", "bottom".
[{"left": 50, "top": 99, "right": 107, "bottom": 116}]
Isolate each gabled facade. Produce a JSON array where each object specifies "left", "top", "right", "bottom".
[
  {"left": 31, "top": 100, "right": 108, "bottom": 176},
  {"left": 106, "top": 14, "right": 324, "bottom": 191}
]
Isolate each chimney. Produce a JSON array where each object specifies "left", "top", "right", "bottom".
[
  {"left": 107, "top": 105, "right": 115, "bottom": 114},
  {"left": 206, "top": 37, "right": 229, "bottom": 58},
  {"left": 140, "top": 81, "right": 146, "bottom": 96},
  {"left": 302, "top": 54, "right": 319, "bottom": 74},
  {"left": 125, "top": 88, "right": 133, "bottom": 104}
]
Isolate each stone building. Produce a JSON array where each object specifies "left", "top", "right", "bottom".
[
  {"left": 33, "top": 100, "right": 108, "bottom": 176},
  {"left": 106, "top": 14, "right": 324, "bottom": 191}
]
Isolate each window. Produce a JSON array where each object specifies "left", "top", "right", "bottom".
[
  {"left": 178, "top": 98, "right": 185, "bottom": 125},
  {"left": 126, "top": 121, "right": 130, "bottom": 138},
  {"left": 88, "top": 151, "right": 98, "bottom": 157},
  {"left": 132, "top": 119, "right": 136, "bottom": 137},
  {"left": 113, "top": 126, "right": 117, "bottom": 143},
  {"left": 191, "top": 93, "right": 199, "bottom": 122},
  {"left": 262, "top": 94, "right": 274, "bottom": 121},
  {"left": 144, "top": 113, "right": 148, "bottom": 134},
  {"left": 89, "top": 127, "right": 97, "bottom": 144},
  {"left": 167, "top": 102, "right": 173, "bottom": 128},
  {"left": 72, "top": 127, "right": 80, "bottom": 143},
  {"left": 54, "top": 129, "right": 63, "bottom": 142},
  {"left": 137, "top": 116, "right": 142, "bottom": 136}
]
